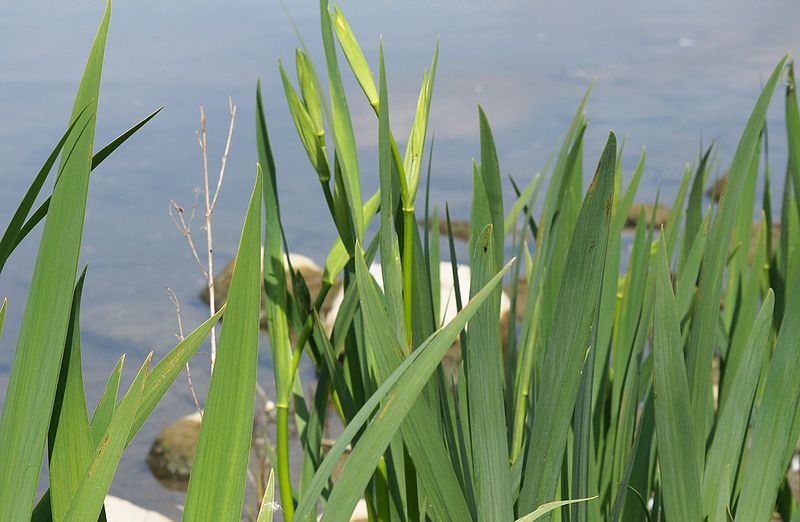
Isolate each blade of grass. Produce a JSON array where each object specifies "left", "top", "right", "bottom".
[
  {"left": 786, "top": 61, "right": 800, "bottom": 224},
  {"left": 675, "top": 210, "right": 711, "bottom": 318},
  {"left": 183, "top": 170, "right": 262, "bottom": 520},
  {"left": 518, "top": 132, "right": 616, "bottom": 512},
  {"left": 322, "top": 190, "right": 380, "bottom": 285},
  {"left": 322, "top": 255, "right": 514, "bottom": 522},
  {"left": 377, "top": 45, "right": 406, "bottom": 346},
  {"left": 279, "top": 62, "right": 330, "bottom": 183},
  {"left": 295, "top": 49, "right": 326, "bottom": 137},
  {"left": 294, "top": 256, "right": 514, "bottom": 522},
  {"left": 355, "top": 246, "right": 473, "bottom": 522},
  {"left": 129, "top": 309, "right": 223, "bottom": 439},
  {"left": 89, "top": 355, "right": 124, "bottom": 446},
  {"left": 320, "top": 0, "right": 363, "bottom": 242},
  {"left": 516, "top": 496, "right": 598, "bottom": 522},
  {"left": 330, "top": 4, "right": 378, "bottom": 109},
  {"left": 593, "top": 148, "right": 646, "bottom": 404},
  {"left": 505, "top": 173, "right": 543, "bottom": 237},
  {"left": 32, "top": 305, "right": 221, "bottom": 518},
  {"left": 0, "top": 108, "right": 89, "bottom": 272},
  {"left": 477, "top": 107, "right": 505, "bottom": 270},
  {"left": 401, "top": 54, "right": 439, "bottom": 345},
  {"left": 257, "top": 83, "right": 297, "bottom": 517},
  {"left": 652, "top": 237, "right": 703, "bottom": 521},
  {"left": 0, "top": 3, "right": 110, "bottom": 516},
  {"left": 63, "top": 354, "right": 150, "bottom": 522},
  {"left": 571, "top": 302, "right": 602, "bottom": 522},
  {"left": 257, "top": 470, "right": 277, "bottom": 522},
  {"left": 680, "top": 145, "right": 713, "bottom": 272},
  {"left": 49, "top": 269, "right": 95, "bottom": 521},
  {"left": 663, "top": 162, "right": 693, "bottom": 259},
  {"left": 735, "top": 278, "right": 800, "bottom": 520},
  {"left": 0, "top": 298, "right": 5, "bottom": 339},
  {"left": 718, "top": 216, "right": 768, "bottom": 411},
  {"left": 685, "top": 55, "right": 787, "bottom": 460},
  {"left": 91, "top": 106, "right": 163, "bottom": 169},
  {"left": 702, "top": 291, "right": 774, "bottom": 521},
  {"left": 465, "top": 225, "right": 513, "bottom": 521},
  {"left": 9, "top": 107, "right": 163, "bottom": 258},
  {"left": 724, "top": 132, "right": 762, "bottom": 330},
  {"left": 402, "top": 44, "right": 438, "bottom": 206}
]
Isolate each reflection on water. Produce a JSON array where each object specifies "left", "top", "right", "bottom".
[{"left": 1, "top": 0, "right": 798, "bottom": 517}]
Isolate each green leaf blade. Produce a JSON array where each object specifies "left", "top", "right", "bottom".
[
  {"left": 63, "top": 353, "right": 150, "bottom": 522},
  {"left": 518, "top": 132, "right": 616, "bottom": 512},
  {"left": 685, "top": 54, "right": 787, "bottom": 460},
  {"left": 49, "top": 271, "right": 95, "bottom": 521},
  {"left": 183, "top": 170, "right": 263, "bottom": 520},
  {"left": 0, "top": 3, "right": 111, "bottom": 516},
  {"left": 294, "top": 256, "right": 514, "bottom": 522},
  {"left": 652, "top": 238, "right": 703, "bottom": 522}
]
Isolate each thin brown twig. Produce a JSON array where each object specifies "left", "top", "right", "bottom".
[
  {"left": 197, "top": 99, "right": 237, "bottom": 369},
  {"left": 166, "top": 287, "right": 202, "bottom": 416},
  {"left": 169, "top": 190, "right": 208, "bottom": 279}
]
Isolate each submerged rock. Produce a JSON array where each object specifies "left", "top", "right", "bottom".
[
  {"left": 624, "top": 203, "right": 671, "bottom": 230},
  {"left": 200, "top": 253, "right": 339, "bottom": 329},
  {"left": 418, "top": 217, "right": 471, "bottom": 241},
  {"left": 706, "top": 172, "right": 728, "bottom": 202},
  {"left": 146, "top": 412, "right": 202, "bottom": 489},
  {"left": 148, "top": 402, "right": 277, "bottom": 489},
  {"left": 349, "top": 499, "right": 369, "bottom": 522}
]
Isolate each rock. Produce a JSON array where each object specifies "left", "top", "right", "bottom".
[
  {"left": 506, "top": 277, "right": 529, "bottom": 322},
  {"left": 321, "top": 261, "right": 512, "bottom": 371},
  {"left": 418, "top": 217, "right": 471, "bottom": 241},
  {"left": 149, "top": 403, "right": 277, "bottom": 489},
  {"left": 315, "top": 498, "right": 367, "bottom": 522},
  {"left": 706, "top": 172, "right": 728, "bottom": 202},
  {"left": 200, "top": 253, "right": 339, "bottom": 330},
  {"left": 146, "top": 412, "right": 202, "bottom": 489},
  {"left": 323, "top": 261, "right": 511, "bottom": 334},
  {"left": 105, "top": 496, "right": 173, "bottom": 522},
  {"left": 624, "top": 203, "right": 671, "bottom": 230},
  {"left": 350, "top": 499, "right": 369, "bottom": 521},
  {"left": 321, "top": 437, "right": 351, "bottom": 483}
]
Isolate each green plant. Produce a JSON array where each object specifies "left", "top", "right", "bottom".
[
  {"left": 242, "top": 3, "right": 800, "bottom": 520},
  {"left": 3, "top": 1, "right": 800, "bottom": 521},
  {"left": 0, "top": 3, "right": 223, "bottom": 520}
]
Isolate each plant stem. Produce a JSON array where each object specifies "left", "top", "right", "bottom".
[
  {"left": 402, "top": 208, "right": 414, "bottom": 347},
  {"left": 278, "top": 281, "right": 333, "bottom": 522},
  {"left": 289, "top": 282, "right": 332, "bottom": 385},
  {"left": 275, "top": 404, "right": 295, "bottom": 520}
]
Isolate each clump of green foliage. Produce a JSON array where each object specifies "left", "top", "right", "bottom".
[{"left": 2, "top": 1, "right": 800, "bottom": 521}]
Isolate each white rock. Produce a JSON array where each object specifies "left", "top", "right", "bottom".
[
  {"left": 105, "top": 496, "right": 173, "bottom": 522},
  {"left": 350, "top": 498, "right": 369, "bottom": 521},
  {"left": 322, "top": 261, "right": 510, "bottom": 334},
  {"left": 283, "top": 252, "right": 319, "bottom": 272},
  {"left": 317, "top": 498, "right": 368, "bottom": 522}
]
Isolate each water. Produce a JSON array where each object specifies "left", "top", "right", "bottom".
[{"left": 0, "top": 0, "right": 798, "bottom": 517}]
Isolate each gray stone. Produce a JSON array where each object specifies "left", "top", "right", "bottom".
[
  {"left": 146, "top": 412, "right": 202, "bottom": 489},
  {"left": 200, "top": 253, "right": 340, "bottom": 330},
  {"left": 625, "top": 202, "right": 671, "bottom": 230}
]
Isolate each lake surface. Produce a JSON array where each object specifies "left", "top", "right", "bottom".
[{"left": 1, "top": 0, "right": 799, "bottom": 518}]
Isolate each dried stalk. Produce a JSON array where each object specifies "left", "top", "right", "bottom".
[
  {"left": 165, "top": 287, "right": 202, "bottom": 415},
  {"left": 171, "top": 98, "right": 237, "bottom": 371}
]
